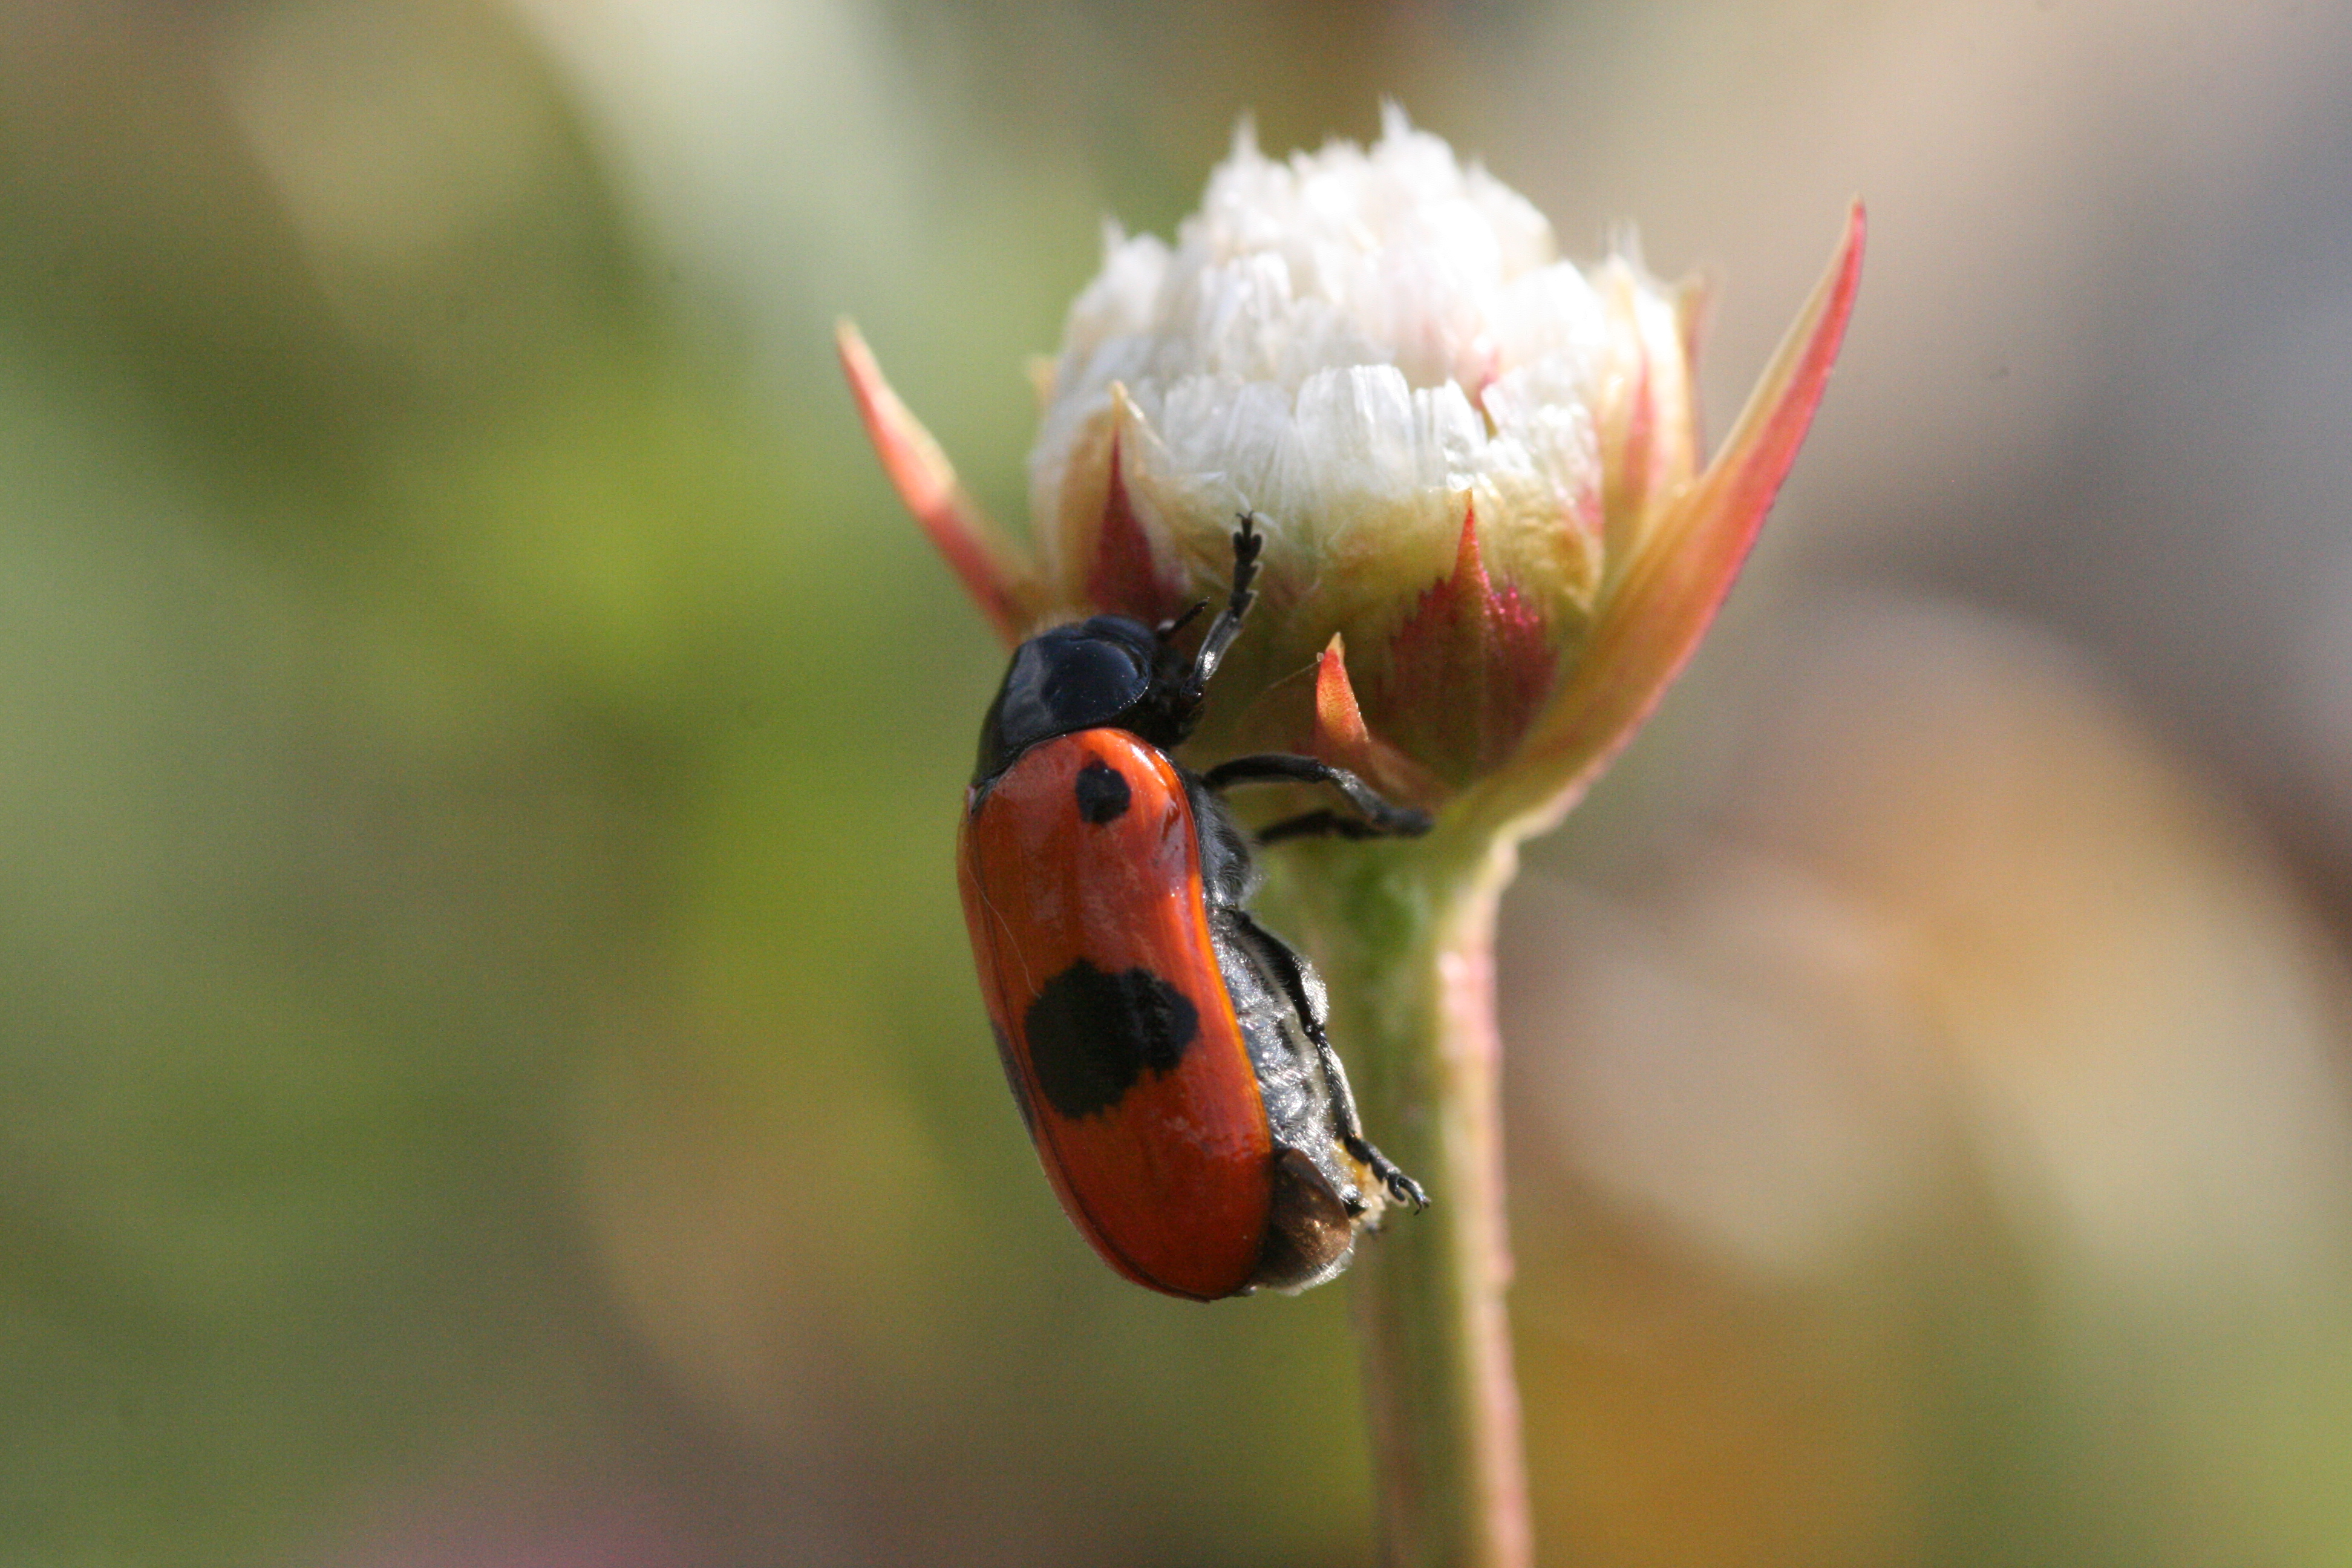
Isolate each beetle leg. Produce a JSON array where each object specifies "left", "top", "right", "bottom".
[
  {"left": 1255, "top": 809, "right": 1387, "bottom": 845},
  {"left": 1313, "top": 1037, "right": 1431, "bottom": 1210},
  {"left": 1226, "top": 907, "right": 1430, "bottom": 1212},
  {"left": 1200, "top": 752, "right": 1432, "bottom": 841}
]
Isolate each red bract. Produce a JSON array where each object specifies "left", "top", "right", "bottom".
[{"left": 1365, "top": 503, "right": 1558, "bottom": 790}]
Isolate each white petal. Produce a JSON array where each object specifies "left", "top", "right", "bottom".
[{"left": 1030, "top": 112, "right": 1671, "bottom": 626}]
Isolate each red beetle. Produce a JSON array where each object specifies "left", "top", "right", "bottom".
[{"left": 958, "top": 515, "right": 1429, "bottom": 1299}]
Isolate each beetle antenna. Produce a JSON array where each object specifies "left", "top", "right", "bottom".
[
  {"left": 1185, "top": 514, "right": 1263, "bottom": 692},
  {"left": 1158, "top": 600, "right": 1209, "bottom": 642}
]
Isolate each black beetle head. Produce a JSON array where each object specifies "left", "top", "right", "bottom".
[{"left": 973, "top": 616, "right": 1178, "bottom": 786}]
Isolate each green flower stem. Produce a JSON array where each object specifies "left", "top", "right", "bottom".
[{"left": 1269, "top": 825, "right": 1532, "bottom": 1568}]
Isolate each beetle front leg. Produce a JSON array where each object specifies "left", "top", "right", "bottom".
[{"left": 1201, "top": 752, "right": 1432, "bottom": 842}]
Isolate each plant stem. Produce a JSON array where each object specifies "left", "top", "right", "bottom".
[{"left": 1272, "top": 827, "right": 1531, "bottom": 1568}]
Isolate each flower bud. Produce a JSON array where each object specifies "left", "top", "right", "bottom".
[{"left": 843, "top": 107, "right": 1861, "bottom": 837}]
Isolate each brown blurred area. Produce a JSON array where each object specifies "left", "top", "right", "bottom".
[{"left": 4, "top": 2, "right": 2350, "bottom": 1564}]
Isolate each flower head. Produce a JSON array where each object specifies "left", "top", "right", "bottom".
[{"left": 843, "top": 108, "right": 1861, "bottom": 838}]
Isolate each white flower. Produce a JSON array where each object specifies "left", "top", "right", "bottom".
[
  {"left": 841, "top": 110, "right": 1862, "bottom": 831},
  {"left": 1036, "top": 111, "right": 1601, "bottom": 608}
]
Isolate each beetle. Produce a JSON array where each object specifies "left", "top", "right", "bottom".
[{"left": 957, "top": 513, "right": 1431, "bottom": 1300}]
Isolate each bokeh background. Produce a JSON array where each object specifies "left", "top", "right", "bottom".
[{"left": 7, "top": 2, "right": 2352, "bottom": 1564}]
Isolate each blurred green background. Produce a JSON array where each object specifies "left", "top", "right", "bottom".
[{"left": 7, "top": 2, "right": 2352, "bottom": 1564}]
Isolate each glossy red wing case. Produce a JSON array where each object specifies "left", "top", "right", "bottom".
[{"left": 958, "top": 730, "right": 1274, "bottom": 1300}]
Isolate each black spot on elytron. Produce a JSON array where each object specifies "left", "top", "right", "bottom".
[
  {"left": 1073, "top": 759, "right": 1132, "bottom": 824},
  {"left": 1024, "top": 960, "right": 1199, "bottom": 1119}
]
